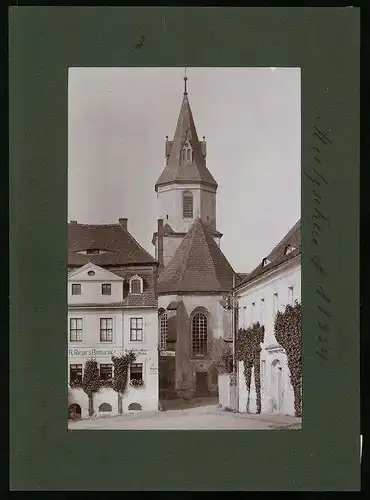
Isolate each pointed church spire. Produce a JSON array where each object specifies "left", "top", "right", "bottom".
[{"left": 155, "top": 72, "right": 218, "bottom": 191}]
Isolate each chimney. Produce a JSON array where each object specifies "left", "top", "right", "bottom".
[
  {"left": 119, "top": 218, "right": 128, "bottom": 231},
  {"left": 157, "top": 219, "right": 164, "bottom": 268}
]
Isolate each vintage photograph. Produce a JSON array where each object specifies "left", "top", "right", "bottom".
[{"left": 67, "top": 67, "right": 301, "bottom": 430}]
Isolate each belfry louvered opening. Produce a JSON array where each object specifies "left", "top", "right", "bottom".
[{"left": 183, "top": 191, "right": 193, "bottom": 219}]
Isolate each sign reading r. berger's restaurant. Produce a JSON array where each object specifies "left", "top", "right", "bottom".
[
  {"left": 68, "top": 347, "right": 148, "bottom": 357},
  {"left": 68, "top": 347, "right": 123, "bottom": 357}
]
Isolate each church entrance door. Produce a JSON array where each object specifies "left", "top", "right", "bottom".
[{"left": 195, "top": 372, "right": 208, "bottom": 396}]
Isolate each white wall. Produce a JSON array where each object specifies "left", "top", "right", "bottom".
[
  {"left": 200, "top": 189, "right": 217, "bottom": 229},
  {"left": 68, "top": 308, "right": 124, "bottom": 349},
  {"left": 158, "top": 294, "right": 231, "bottom": 341},
  {"left": 69, "top": 373, "right": 159, "bottom": 418},
  {"left": 218, "top": 373, "right": 239, "bottom": 409},
  {"left": 68, "top": 280, "right": 123, "bottom": 305},
  {"left": 68, "top": 264, "right": 123, "bottom": 305},
  {"left": 157, "top": 183, "right": 216, "bottom": 233},
  {"left": 68, "top": 269, "right": 159, "bottom": 416},
  {"left": 236, "top": 257, "right": 301, "bottom": 415},
  {"left": 237, "top": 258, "right": 301, "bottom": 346}
]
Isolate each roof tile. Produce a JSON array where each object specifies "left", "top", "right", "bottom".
[
  {"left": 158, "top": 218, "right": 235, "bottom": 294},
  {"left": 68, "top": 222, "right": 157, "bottom": 266},
  {"left": 235, "top": 219, "right": 301, "bottom": 288}
]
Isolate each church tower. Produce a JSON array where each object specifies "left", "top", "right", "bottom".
[{"left": 153, "top": 73, "right": 222, "bottom": 267}]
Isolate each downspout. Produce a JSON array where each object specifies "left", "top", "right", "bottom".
[
  {"left": 157, "top": 219, "right": 164, "bottom": 270},
  {"left": 232, "top": 273, "right": 240, "bottom": 411},
  {"left": 232, "top": 273, "right": 236, "bottom": 372}
]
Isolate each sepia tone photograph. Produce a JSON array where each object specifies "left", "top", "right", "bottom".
[{"left": 67, "top": 67, "right": 301, "bottom": 430}]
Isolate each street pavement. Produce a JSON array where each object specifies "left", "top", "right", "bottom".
[{"left": 68, "top": 402, "right": 302, "bottom": 430}]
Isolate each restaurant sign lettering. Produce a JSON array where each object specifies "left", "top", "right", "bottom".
[{"left": 68, "top": 347, "right": 123, "bottom": 358}]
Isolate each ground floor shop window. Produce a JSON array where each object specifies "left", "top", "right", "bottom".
[
  {"left": 100, "top": 363, "right": 113, "bottom": 380},
  {"left": 130, "top": 363, "right": 144, "bottom": 387},
  {"left": 69, "top": 364, "right": 82, "bottom": 382}
]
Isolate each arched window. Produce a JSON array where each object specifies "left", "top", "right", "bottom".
[
  {"left": 128, "top": 402, "right": 142, "bottom": 411},
  {"left": 191, "top": 312, "right": 208, "bottom": 357},
  {"left": 98, "top": 403, "right": 112, "bottom": 412},
  {"left": 68, "top": 403, "right": 82, "bottom": 420},
  {"left": 183, "top": 191, "right": 193, "bottom": 219},
  {"left": 182, "top": 143, "right": 192, "bottom": 163},
  {"left": 159, "top": 312, "right": 168, "bottom": 351},
  {"left": 130, "top": 275, "right": 143, "bottom": 294}
]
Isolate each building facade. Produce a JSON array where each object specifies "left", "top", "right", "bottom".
[
  {"left": 152, "top": 78, "right": 243, "bottom": 400},
  {"left": 234, "top": 220, "right": 301, "bottom": 416},
  {"left": 67, "top": 219, "right": 159, "bottom": 418}
]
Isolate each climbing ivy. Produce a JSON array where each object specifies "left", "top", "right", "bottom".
[
  {"left": 111, "top": 351, "right": 136, "bottom": 414},
  {"left": 212, "top": 337, "right": 233, "bottom": 374},
  {"left": 216, "top": 349, "right": 234, "bottom": 374},
  {"left": 235, "top": 322, "right": 265, "bottom": 414},
  {"left": 81, "top": 359, "right": 101, "bottom": 416},
  {"left": 274, "top": 301, "right": 302, "bottom": 417},
  {"left": 69, "top": 378, "right": 83, "bottom": 389}
]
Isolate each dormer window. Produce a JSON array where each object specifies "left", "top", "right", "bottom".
[
  {"left": 130, "top": 275, "right": 143, "bottom": 294},
  {"left": 183, "top": 191, "right": 193, "bottom": 219},
  {"left": 77, "top": 249, "right": 109, "bottom": 255},
  {"left": 262, "top": 258, "right": 271, "bottom": 267},
  {"left": 285, "top": 245, "right": 296, "bottom": 255}
]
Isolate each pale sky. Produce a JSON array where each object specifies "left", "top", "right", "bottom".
[{"left": 68, "top": 67, "right": 301, "bottom": 273}]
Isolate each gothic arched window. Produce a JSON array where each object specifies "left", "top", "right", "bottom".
[
  {"left": 191, "top": 312, "right": 208, "bottom": 357},
  {"left": 182, "top": 142, "right": 192, "bottom": 163},
  {"left": 183, "top": 191, "right": 193, "bottom": 219},
  {"left": 159, "top": 312, "right": 168, "bottom": 351}
]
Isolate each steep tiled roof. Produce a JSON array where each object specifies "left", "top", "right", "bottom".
[
  {"left": 155, "top": 92, "right": 218, "bottom": 190},
  {"left": 68, "top": 222, "right": 157, "bottom": 266},
  {"left": 111, "top": 267, "right": 157, "bottom": 308},
  {"left": 152, "top": 221, "right": 223, "bottom": 245},
  {"left": 235, "top": 219, "right": 301, "bottom": 289},
  {"left": 158, "top": 218, "right": 235, "bottom": 294},
  {"left": 167, "top": 300, "right": 183, "bottom": 311}
]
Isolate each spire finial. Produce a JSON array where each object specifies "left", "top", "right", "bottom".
[{"left": 184, "top": 67, "right": 188, "bottom": 95}]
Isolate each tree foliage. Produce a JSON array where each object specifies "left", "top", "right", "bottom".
[
  {"left": 112, "top": 351, "right": 136, "bottom": 414},
  {"left": 212, "top": 337, "right": 234, "bottom": 374},
  {"left": 235, "top": 322, "right": 265, "bottom": 413},
  {"left": 82, "top": 359, "right": 101, "bottom": 396},
  {"left": 274, "top": 301, "right": 302, "bottom": 417},
  {"left": 81, "top": 359, "right": 101, "bottom": 416}
]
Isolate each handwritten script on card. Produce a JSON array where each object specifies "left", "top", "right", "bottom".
[{"left": 305, "top": 116, "right": 332, "bottom": 362}]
